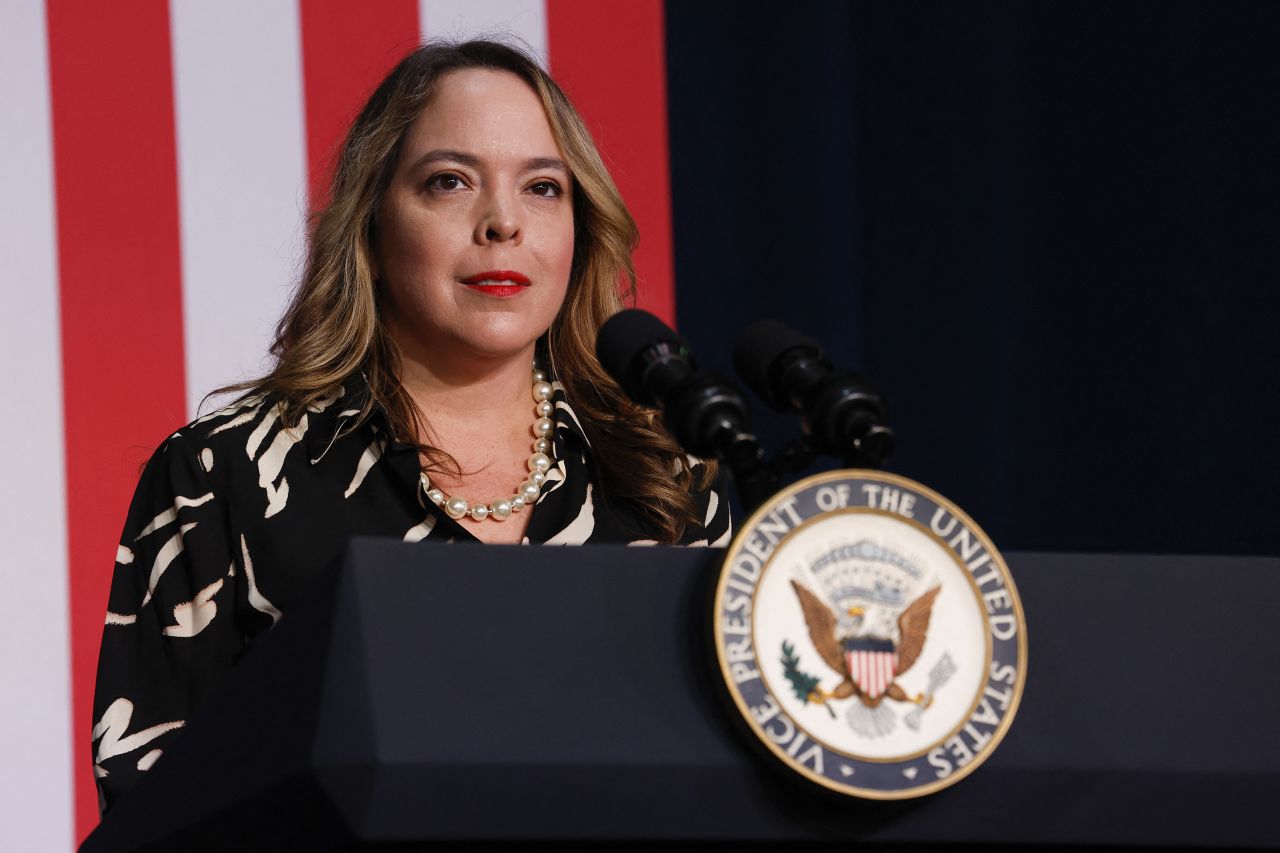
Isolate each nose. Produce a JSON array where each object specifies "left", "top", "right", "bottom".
[{"left": 475, "top": 191, "right": 521, "bottom": 245}]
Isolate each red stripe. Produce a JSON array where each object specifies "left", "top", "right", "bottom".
[
  {"left": 46, "top": 0, "right": 188, "bottom": 839},
  {"left": 299, "top": 0, "right": 419, "bottom": 211},
  {"left": 546, "top": 0, "right": 677, "bottom": 326}
]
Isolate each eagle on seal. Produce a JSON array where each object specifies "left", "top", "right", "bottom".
[{"left": 790, "top": 580, "right": 940, "bottom": 709}]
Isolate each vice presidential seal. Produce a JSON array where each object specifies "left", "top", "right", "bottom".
[{"left": 713, "top": 470, "right": 1027, "bottom": 799}]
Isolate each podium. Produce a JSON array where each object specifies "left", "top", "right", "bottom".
[{"left": 83, "top": 541, "right": 1280, "bottom": 850}]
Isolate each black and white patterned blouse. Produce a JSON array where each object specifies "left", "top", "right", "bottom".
[{"left": 91, "top": 373, "right": 732, "bottom": 811}]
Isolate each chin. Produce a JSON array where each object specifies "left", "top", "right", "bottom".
[
  {"left": 452, "top": 322, "right": 548, "bottom": 361},
  {"left": 390, "top": 301, "right": 559, "bottom": 365}
]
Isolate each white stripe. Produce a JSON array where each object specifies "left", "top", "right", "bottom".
[
  {"left": 170, "top": 1, "right": 308, "bottom": 417},
  {"left": 240, "top": 535, "right": 282, "bottom": 624},
  {"left": 91, "top": 698, "right": 184, "bottom": 765},
  {"left": 420, "top": 0, "right": 548, "bottom": 66},
  {"left": 162, "top": 577, "right": 226, "bottom": 638},
  {"left": 704, "top": 490, "right": 719, "bottom": 527},
  {"left": 344, "top": 438, "right": 385, "bottom": 498},
  {"left": 543, "top": 482, "right": 597, "bottom": 545},
  {"left": 142, "top": 527, "right": 196, "bottom": 607},
  {"left": 136, "top": 749, "right": 164, "bottom": 772},
  {"left": 0, "top": 2, "right": 74, "bottom": 848},
  {"left": 135, "top": 491, "right": 215, "bottom": 540},
  {"left": 403, "top": 516, "right": 437, "bottom": 543},
  {"left": 256, "top": 414, "right": 308, "bottom": 518}
]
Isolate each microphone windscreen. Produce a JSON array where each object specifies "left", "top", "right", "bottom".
[
  {"left": 732, "top": 319, "right": 822, "bottom": 408},
  {"left": 596, "top": 309, "right": 687, "bottom": 393}
]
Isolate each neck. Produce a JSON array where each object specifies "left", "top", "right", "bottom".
[{"left": 392, "top": 339, "right": 538, "bottom": 432}]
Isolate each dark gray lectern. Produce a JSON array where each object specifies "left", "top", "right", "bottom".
[{"left": 82, "top": 542, "right": 1280, "bottom": 851}]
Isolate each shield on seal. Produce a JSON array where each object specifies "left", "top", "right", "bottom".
[{"left": 845, "top": 637, "right": 897, "bottom": 700}]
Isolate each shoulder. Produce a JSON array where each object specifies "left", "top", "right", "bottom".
[
  {"left": 134, "top": 394, "right": 274, "bottom": 497},
  {"left": 127, "top": 383, "right": 369, "bottom": 522},
  {"left": 169, "top": 381, "right": 363, "bottom": 468}
]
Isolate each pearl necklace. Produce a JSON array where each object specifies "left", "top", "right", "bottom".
[{"left": 420, "top": 364, "right": 556, "bottom": 523}]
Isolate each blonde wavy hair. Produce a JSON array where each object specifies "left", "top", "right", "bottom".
[{"left": 226, "top": 40, "right": 713, "bottom": 542}]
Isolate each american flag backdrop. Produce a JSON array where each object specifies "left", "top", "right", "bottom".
[{"left": 0, "top": 0, "right": 676, "bottom": 845}]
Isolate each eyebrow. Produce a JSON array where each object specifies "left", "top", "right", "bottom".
[{"left": 407, "top": 149, "right": 569, "bottom": 175}]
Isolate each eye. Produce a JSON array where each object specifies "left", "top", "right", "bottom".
[
  {"left": 426, "top": 172, "right": 468, "bottom": 192},
  {"left": 528, "top": 180, "right": 563, "bottom": 198}
]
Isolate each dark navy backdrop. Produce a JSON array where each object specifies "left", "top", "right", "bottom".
[{"left": 666, "top": 1, "right": 1279, "bottom": 555}]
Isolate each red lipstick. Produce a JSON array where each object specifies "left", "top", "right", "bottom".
[{"left": 461, "top": 270, "right": 531, "bottom": 297}]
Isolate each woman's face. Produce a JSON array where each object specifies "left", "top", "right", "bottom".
[{"left": 375, "top": 68, "right": 575, "bottom": 365}]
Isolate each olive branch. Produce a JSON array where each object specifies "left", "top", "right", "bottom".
[{"left": 781, "top": 640, "right": 836, "bottom": 718}]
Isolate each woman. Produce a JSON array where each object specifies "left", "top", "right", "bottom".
[{"left": 92, "top": 40, "right": 731, "bottom": 811}]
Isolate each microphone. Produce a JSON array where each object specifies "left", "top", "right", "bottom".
[
  {"left": 597, "top": 309, "right": 775, "bottom": 512},
  {"left": 733, "top": 320, "right": 895, "bottom": 468}
]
